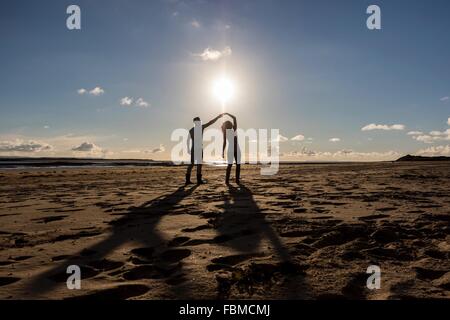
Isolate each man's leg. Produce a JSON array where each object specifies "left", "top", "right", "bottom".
[
  {"left": 196, "top": 164, "right": 205, "bottom": 184},
  {"left": 185, "top": 164, "right": 193, "bottom": 184},
  {"left": 226, "top": 164, "right": 232, "bottom": 185}
]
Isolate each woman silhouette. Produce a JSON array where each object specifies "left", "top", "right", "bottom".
[{"left": 221, "top": 113, "right": 241, "bottom": 184}]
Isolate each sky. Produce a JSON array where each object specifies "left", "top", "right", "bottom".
[{"left": 0, "top": 0, "right": 449, "bottom": 161}]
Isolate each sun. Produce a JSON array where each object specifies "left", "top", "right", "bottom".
[{"left": 212, "top": 76, "right": 235, "bottom": 106}]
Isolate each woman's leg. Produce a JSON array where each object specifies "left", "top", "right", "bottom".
[{"left": 235, "top": 147, "right": 241, "bottom": 184}]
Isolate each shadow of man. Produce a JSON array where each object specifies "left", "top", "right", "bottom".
[{"left": 27, "top": 185, "right": 198, "bottom": 298}]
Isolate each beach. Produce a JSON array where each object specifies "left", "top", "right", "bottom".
[{"left": 0, "top": 162, "right": 449, "bottom": 299}]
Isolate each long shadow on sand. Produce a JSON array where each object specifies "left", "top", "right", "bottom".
[
  {"left": 208, "top": 184, "right": 311, "bottom": 299},
  {"left": 26, "top": 185, "right": 199, "bottom": 299}
]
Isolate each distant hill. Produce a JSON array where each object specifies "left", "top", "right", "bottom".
[
  {"left": 0, "top": 157, "right": 174, "bottom": 168},
  {"left": 396, "top": 154, "right": 450, "bottom": 162}
]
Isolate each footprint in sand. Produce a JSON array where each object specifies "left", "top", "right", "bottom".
[
  {"left": 181, "top": 224, "right": 211, "bottom": 232},
  {"left": 32, "top": 215, "right": 68, "bottom": 224},
  {"left": 122, "top": 265, "right": 168, "bottom": 280},
  {"left": 358, "top": 214, "right": 390, "bottom": 221},
  {"left": 341, "top": 273, "right": 368, "bottom": 299},
  {"left": 87, "top": 259, "right": 124, "bottom": 271},
  {"left": 207, "top": 253, "right": 265, "bottom": 271},
  {"left": 415, "top": 267, "right": 447, "bottom": 281},
  {"left": 48, "top": 265, "right": 99, "bottom": 282},
  {"left": 130, "top": 247, "right": 155, "bottom": 260},
  {"left": 0, "top": 277, "right": 20, "bottom": 287},
  {"left": 168, "top": 236, "right": 191, "bottom": 247},
  {"left": 160, "top": 249, "right": 191, "bottom": 263}
]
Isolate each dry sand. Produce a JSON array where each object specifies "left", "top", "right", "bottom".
[{"left": 0, "top": 162, "right": 449, "bottom": 300}]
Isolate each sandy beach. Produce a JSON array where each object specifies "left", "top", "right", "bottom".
[{"left": 0, "top": 162, "right": 449, "bottom": 300}]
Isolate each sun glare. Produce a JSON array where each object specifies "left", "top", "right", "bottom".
[{"left": 212, "top": 76, "right": 235, "bottom": 107}]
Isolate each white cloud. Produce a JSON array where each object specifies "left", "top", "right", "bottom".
[
  {"left": 413, "top": 135, "right": 436, "bottom": 144},
  {"left": 329, "top": 138, "right": 341, "bottom": 142},
  {"left": 148, "top": 144, "right": 165, "bottom": 154},
  {"left": 136, "top": 98, "right": 150, "bottom": 108},
  {"left": 415, "top": 145, "right": 450, "bottom": 156},
  {"left": 120, "top": 97, "right": 150, "bottom": 108},
  {"left": 274, "top": 134, "right": 289, "bottom": 142},
  {"left": 122, "top": 149, "right": 141, "bottom": 154},
  {"left": 44, "top": 125, "right": 50, "bottom": 129},
  {"left": 361, "top": 123, "right": 405, "bottom": 131},
  {"left": 409, "top": 120, "right": 450, "bottom": 144},
  {"left": 291, "top": 134, "right": 305, "bottom": 141},
  {"left": 440, "top": 96, "right": 449, "bottom": 102},
  {"left": 123, "top": 144, "right": 165, "bottom": 155},
  {"left": 120, "top": 97, "right": 133, "bottom": 106},
  {"left": 0, "top": 140, "right": 52, "bottom": 153},
  {"left": 195, "top": 46, "right": 232, "bottom": 61},
  {"left": 71, "top": 142, "right": 105, "bottom": 155},
  {"left": 281, "top": 147, "right": 399, "bottom": 161},
  {"left": 78, "top": 87, "right": 105, "bottom": 96},
  {"left": 412, "top": 130, "right": 450, "bottom": 144},
  {"left": 190, "top": 19, "right": 200, "bottom": 28},
  {"left": 89, "top": 87, "right": 105, "bottom": 96}
]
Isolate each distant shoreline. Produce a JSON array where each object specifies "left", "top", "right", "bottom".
[{"left": 0, "top": 155, "right": 449, "bottom": 169}]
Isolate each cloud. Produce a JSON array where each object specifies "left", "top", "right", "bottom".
[
  {"left": 123, "top": 144, "right": 165, "bottom": 155},
  {"left": 148, "top": 144, "right": 165, "bottom": 154},
  {"left": 195, "top": 46, "right": 232, "bottom": 61},
  {"left": 71, "top": 142, "right": 104, "bottom": 154},
  {"left": 412, "top": 130, "right": 450, "bottom": 144},
  {"left": 329, "top": 138, "right": 341, "bottom": 142},
  {"left": 120, "top": 97, "right": 150, "bottom": 108},
  {"left": 407, "top": 131, "right": 423, "bottom": 135},
  {"left": 415, "top": 145, "right": 450, "bottom": 156},
  {"left": 135, "top": 98, "right": 150, "bottom": 108},
  {"left": 448, "top": 117, "right": 450, "bottom": 126},
  {"left": 412, "top": 135, "right": 436, "bottom": 144},
  {"left": 190, "top": 19, "right": 200, "bottom": 28},
  {"left": 281, "top": 147, "right": 399, "bottom": 161},
  {"left": 440, "top": 96, "right": 449, "bottom": 102},
  {"left": 0, "top": 140, "right": 52, "bottom": 153},
  {"left": 78, "top": 87, "right": 105, "bottom": 96},
  {"left": 44, "top": 125, "right": 50, "bottom": 129},
  {"left": 291, "top": 134, "right": 305, "bottom": 141},
  {"left": 361, "top": 123, "right": 405, "bottom": 131},
  {"left": 274, "top": 134, "right": 289, "bottom": 142},
  {"left": 89, "top": 87, "right": 104, "bottom": 96},
  {"left": 120, "top": 97, "right": 133, "bottom": 106}
]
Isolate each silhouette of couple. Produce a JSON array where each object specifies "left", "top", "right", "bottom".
[{"left": 186, "top": 113, "right": 241, "bottom": 185}]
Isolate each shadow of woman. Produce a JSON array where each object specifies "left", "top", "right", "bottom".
[
  {"left": 26, "top": 185, "right": 199, "bottom": 298},
  {"left": 215, "top": 184, "right": 290, "bottom": 260},
  {"left": 212, "top": 184, "right": 311, "bottom": 299}
]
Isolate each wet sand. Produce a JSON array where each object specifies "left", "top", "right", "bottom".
[{"left": 0, "top": 162, "right": 449, "bottom": 299}]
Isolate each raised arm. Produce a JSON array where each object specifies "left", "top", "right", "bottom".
[
  {"left": 226, "top": 113, "right": 237, "bottom": 130},
  {"left": 187, "top": 129, "right": 192, "bottom": 153},
  {"left": 203, "top": 113, "right": 224, "bottom": 129}
]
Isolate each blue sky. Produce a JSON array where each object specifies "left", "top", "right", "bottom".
[{"left": 1, "top": 0, "right": 449, "bottom": 160}]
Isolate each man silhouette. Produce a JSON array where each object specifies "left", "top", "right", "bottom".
[{"left": 186, "top": 114, "right": 224, "bottom": 184}]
